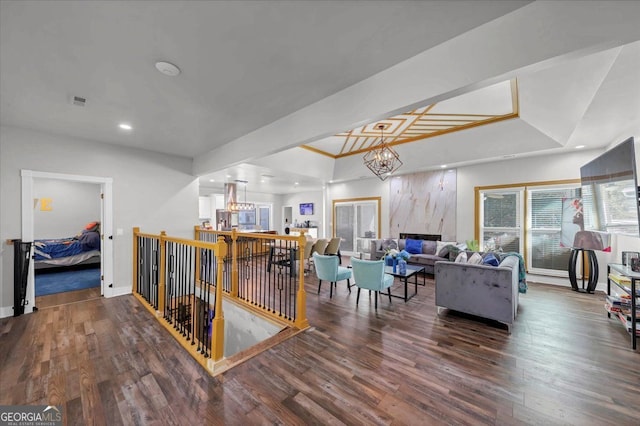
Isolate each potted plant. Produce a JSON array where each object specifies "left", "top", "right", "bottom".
[{"left": 466, "top": 239, "right": 480, "bottom": 252}]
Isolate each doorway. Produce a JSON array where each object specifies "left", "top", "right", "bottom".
[
  {"left": 283, "top": 206, "right": 292, "bottom": 234},
  {"left": 33, "top": 179, "right": 102, "bottom": 308},
  {"left": 21, "top": 170, "right": 114, "bottom": 313}
]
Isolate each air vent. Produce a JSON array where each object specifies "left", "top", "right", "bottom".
[{"left": 72, "top": 96, "right": 86, "bottom": 107}]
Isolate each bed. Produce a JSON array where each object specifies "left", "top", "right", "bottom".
[{"left": 34, "top": 228, "right": 101, "bottom": 271}]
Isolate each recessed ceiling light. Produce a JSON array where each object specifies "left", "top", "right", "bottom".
[
  {"left": 226, "top": 174, "right": 232, "bottom": 178},
  {"left": 575, "top": 145, "right": 585, "bottom": 149},
  {"left": 440, "top": 165, "right": 447, "bottom": 168},
  {"left": 155, "top": 61, "right": 181, "bottom": 77},
  {"left": 119, "top": 123, "right": 132, "bottom": 130},
  {"left": 209, "top": 179, "right": 215, "bottom": 182},
  {"left": 260, "top": 179, "right": 265, "bottom": 183},
  {"left": 294, "top": 182, "right": 299, "bottom": 185}
]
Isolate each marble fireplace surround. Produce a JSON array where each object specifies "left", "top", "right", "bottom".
[{"left": 389, "top": 170, "right": 457, "bottom": 241}]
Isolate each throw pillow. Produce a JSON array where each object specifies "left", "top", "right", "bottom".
[
  {"left": 448, "top": 245, "right": 461, "bottom": 261},
  {"left": 436, "top": 241, "right": 456, "bottom": 257},
  {"left": 422, "top": 240, "right": 437, "bottom": 255},
  {"left": 468, "top": 252, "right": 483, "bottom": 264},
  {"left": 405, "top": 238, "right": 423, "bottom": 254},
  {"left": 454, "top": 251, "right": 468, "bottom": 263},
  {"left": 381, "top": 238, "right": 398, "bottom": 251},
  {"left": 482, "top": 252, "right": 500, "bottom": 267}
]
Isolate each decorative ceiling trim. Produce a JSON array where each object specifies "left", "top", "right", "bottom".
[{"left": 300, "top": 79, "right": 520, "bottom": 159}]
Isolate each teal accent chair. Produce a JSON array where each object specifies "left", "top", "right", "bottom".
[
  {"left": 351, "top": 258, "right": 394, "bottom": 309},
  {"left": 313, "top": 253, "right": 352, "bottom": 298}
]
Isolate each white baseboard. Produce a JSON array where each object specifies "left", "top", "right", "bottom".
[
  {"left": 0, "top": 306, "right": 15, "bottom": 319},
  {"left": 527, "top": 274, "right": 607, "bottom": 293},
  {"left": 108, "top": 286, "right": 132, "bottom": 298}
]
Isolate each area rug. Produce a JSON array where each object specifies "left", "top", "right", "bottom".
[{"left": 35, "top": 267, "right": 101, "bottom": 296}]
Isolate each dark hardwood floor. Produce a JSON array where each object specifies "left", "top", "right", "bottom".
[
  {"left": 35, "top": 286, "right": 102, "bottom": 309},
  {"left": 1, "top": 272, "right": 639, "bottom": 425}
]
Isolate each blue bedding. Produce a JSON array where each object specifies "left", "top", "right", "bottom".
[{"left": 34, "top": 231, "right": 100, "bottom": 261}]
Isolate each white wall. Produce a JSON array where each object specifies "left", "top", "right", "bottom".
[
  {"left": 327, "top": 177, "right": 389, "bottom": 238},
  {"left": 325, "top": 147, "right": 640, "bottom": 289},
  {"left": 33, "top": 179, "right": 101, "bottom": 239},
  {"left": 455, "top": 150, "right": 602, "bottom": 241},
  {"left": 281, "top": 191, "right": 324, "bottom": 236},
  {"left": 0, "top": 125, "right": 199, "bottom": 315},
  {"left": 456, "top": 148, "right": 640, "bottom": 288}
]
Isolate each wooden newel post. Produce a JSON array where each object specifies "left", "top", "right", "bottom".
[
  {"left": 131, "top": 227, "right": 140, "bottom": 294},
  {"left": 231, "top": 228, "right": 239, "bottom": 298},
  {"left": 158, "top": 231, "right": 167, "bottom": 317},
  {"left": 212, "top": 236, "right": 227, "bottom": 361},
  {"left": 295, "top": 232, "right": 309, "bottom": 329}
]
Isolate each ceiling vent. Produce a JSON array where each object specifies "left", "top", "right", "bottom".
[{"left": 72, "top": 96, "right": 86, "bottom": 107}]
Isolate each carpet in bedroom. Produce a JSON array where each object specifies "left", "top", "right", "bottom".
[{"left": 35, "top": 267, "right": 101, "bottom": 296}]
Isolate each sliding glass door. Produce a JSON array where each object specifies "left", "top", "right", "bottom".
[{"left": 333, "top": 198, "right": 380, "bottom": 259}]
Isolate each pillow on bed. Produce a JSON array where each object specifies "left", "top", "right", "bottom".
[
  {"left": 78, "top": 230, "right": 101, "bottom": 251},
  {"left": 85, "top": 221, "right": 100, "bottom": 232}
]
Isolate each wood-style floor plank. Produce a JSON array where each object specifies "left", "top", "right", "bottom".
[{"left": 1, "top": 272, "right": 640, "bottom": 425}]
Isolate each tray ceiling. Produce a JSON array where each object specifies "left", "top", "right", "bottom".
[{"left": 302, "top": 80, "right": 518, "bottom": 158}]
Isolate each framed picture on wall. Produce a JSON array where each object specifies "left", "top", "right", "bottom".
[{"left": 299, "top": 203, "right": 314, "bottom": 215}]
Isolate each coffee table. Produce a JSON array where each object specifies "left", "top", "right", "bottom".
[{"left": 385, "top": 264, "right": 425, "bottom": 302}]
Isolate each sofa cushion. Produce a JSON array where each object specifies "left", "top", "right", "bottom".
[
  {"left": 405, "top": 238, "right": 423, "bottom": 254},
  {"left": 468, "top": 252, "right": 483, "bottom": 264},
  {"left": 381, "top": 238, "right": 398, "bottom": 251},
  {"left": 482, "top": 252, "right": 500, "bottom": 267},
  {"left": 408, "top": 253, "right": 443, "bottom": 266},
  {"left": 421, "top": 240, "right": 437, "bottom": 255},
  {"left": 454, "top": 251, "right": 467, "bottom": 263}
]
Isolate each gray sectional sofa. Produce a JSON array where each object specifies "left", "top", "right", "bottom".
[
  {"left": 369, "top": 234, "right": 451, "bottom": 275},
  {"left": 434, "top": 255, "right": 520, "bottom": 332}
]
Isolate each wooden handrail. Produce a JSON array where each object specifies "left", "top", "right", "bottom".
[{"left": 133, "top": 227, "right": 309, "bottom": 375}]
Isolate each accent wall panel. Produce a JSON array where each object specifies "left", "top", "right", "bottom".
[{"left": 389, "top": 170, "right": 457, "bottom": 241}]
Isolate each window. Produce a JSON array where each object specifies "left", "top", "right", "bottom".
[
  {"left": 258, "top": 206, "right": 270, "bottom": 230},
  {"left": 527, "top": 185, "right": 580, "bottom": 274},
  {"left": 479, "top": 188, "right": 523, "bottom": 253},
  {"left": 477, "top": 180, "right": 581, "bottom": 276}
]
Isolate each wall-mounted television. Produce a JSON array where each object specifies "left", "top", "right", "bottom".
[
  {"left": 579, "top": 137, "right": 639, "bottom": 250},
  {"left": 299, "top": 203, "right": 314, "bottom": 215}
]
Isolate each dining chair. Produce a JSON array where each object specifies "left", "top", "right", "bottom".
[
  {"left": 350, "top": 258, "right": 394, "bottom": 310},
  {"left": 301, "top": 240, "right": 315, "bottom": 275},
  {"left": 324, "top": 237, "right": 342, "bottom": 264},
  {"left": 313, "top": 253, "right": 352, "bottom": 298},
  {"left": 309, "top": 238, "right": 329, "bottom": 271},
  {"left": 312, "top": 239, "right": 329, "bottom": 255}
]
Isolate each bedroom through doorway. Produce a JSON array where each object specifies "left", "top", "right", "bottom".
[
  {"left": 33, "top": 179, "right": 102, "bottom": 308},
  {"left": 21, "top": 170, "right": 114, "bottom": 313}
]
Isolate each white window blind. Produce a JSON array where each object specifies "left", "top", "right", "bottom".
[{"left": 528, "top": 186, "right": 580, "bottom": 273}]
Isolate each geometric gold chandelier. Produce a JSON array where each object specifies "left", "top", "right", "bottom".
[{"left": 363, "top": 124, "right": 403, "bottom": 180}]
